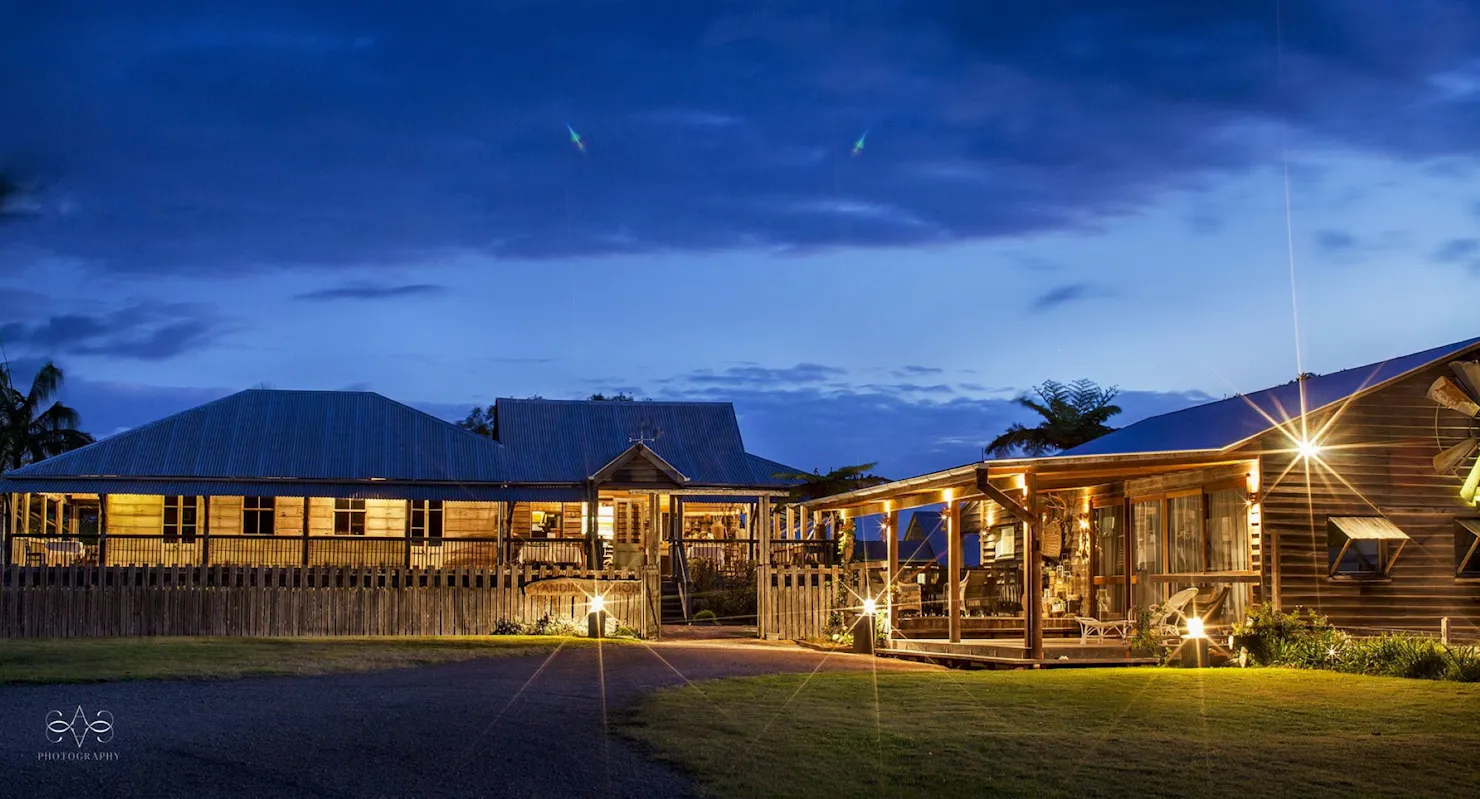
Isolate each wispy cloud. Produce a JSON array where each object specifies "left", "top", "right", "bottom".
[
  {"left": 293, "top": 283, "right": 446, "bottom": 302},
  {"left": 0, "top": 302, "right": 226, "bottom": 360},
  {"left": 1030, "top": 283, "right": 1111, "bottom": 313}
]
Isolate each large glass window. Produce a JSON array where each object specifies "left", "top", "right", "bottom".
[
  {"left": 1167, "top": 494, "right": 1203, "bottom": 573},
  {"left": 1132, "top": 499, "right": 1163, "bottom": 610},
  {"left": 334, "top": 498, "right": 366, "bottom": 536},
  {"left": 1206, "top": 489, "right": 1250, "bottom": 572},
  {"left": 410, "top": 500, "right": 443, "bottom": 545},
  {"left": 163, "top": 496, "right": 199, "bottom": 543},
  {"left": 243, "top": 496, "right": 275, "bottom": 536},
  {"left": 1093, "top": 505, "right": 1126, "bottom": 616}
]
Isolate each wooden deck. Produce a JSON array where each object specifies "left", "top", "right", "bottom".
[{"left": 880, "top": 637, "right": 1160, "bottom": 668}]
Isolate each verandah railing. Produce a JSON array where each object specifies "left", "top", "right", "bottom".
[
  {"left": 7, "top": 534, "right": 836, "bottom": 570},
  {"left": 6, "top": 534, "right": 597, "bottom": 570}
]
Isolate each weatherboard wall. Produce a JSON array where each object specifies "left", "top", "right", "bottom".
[{"left": 1252, "top": 358, "right": 1480, "bottom": 636}]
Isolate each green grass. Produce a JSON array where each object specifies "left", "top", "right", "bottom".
[
  {"left": 624, "top": 667, "right": 1480, "bottom": 798},
  {"left": 0, "top": 636, "right": 616, "bottom": 684}
]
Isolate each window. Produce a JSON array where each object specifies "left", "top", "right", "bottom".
[
  {"left": 243, "top": 496, "right": 275, "bottom": 536},
  {"left": 1131, "top": 499, "right": 1163, "bottom": 609},
  {"left": 410, "top": 500, "right": 443, "bottom": 546},
  {"left": 1458, "top": 520, "right": 1480, "bottom": 578},
  {"left": 1167, "top": 494, "right": 1203, "bottom": 573},
  {"left": 530, "top": 506, "right": 563, "bottom": 537},
  {"left": 1327, "top": 516, "right": 1409, "bottom": 580},
  {"left": 1205, "top": 489, "right": 1250, "bottom": 572},
  {"left": 163, "top": 496, "right": 199, "bottom": 543},
  {"left": 1093, "top": 505, "right": 1126, "bottom": 616},
  {"left": 334, "top": 498, "right": 366, "bottom": 536}
]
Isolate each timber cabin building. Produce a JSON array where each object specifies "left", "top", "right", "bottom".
[{"left": 804, "top": 336, "right": 1480, "bottom": 660}]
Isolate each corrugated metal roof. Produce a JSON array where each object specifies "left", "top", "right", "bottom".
[
  {"left": 493, "top": 398, "right": 800, "bottom": 487},
  {"left": 1330, "top": 516, "right": 1410, "bottom": 541},
  {"left": 1064, "top": 336, "right": 1480, "bottom": 457},
  {"left": 0, "top": 478, "right": 582, "bottom": 502},
  {"left": 7, "top": 389, "right": 509, "bottom": 482}
]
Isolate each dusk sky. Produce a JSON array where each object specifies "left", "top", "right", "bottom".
[{"left": 2, "top": 1, "right": 1478, "bottom": 478}]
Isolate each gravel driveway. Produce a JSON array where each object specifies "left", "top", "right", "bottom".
[{"left": 0, "top": 640, "right": 934, "bottom": 798}]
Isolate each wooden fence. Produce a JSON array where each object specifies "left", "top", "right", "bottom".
[
  {"left": 757, "top": 565, "right": 848, "bottom": 641},
  {"left": 0, "top": 565, "right": 661, "bottom": 639}
]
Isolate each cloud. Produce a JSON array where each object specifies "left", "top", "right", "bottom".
[
  {"left": 893, "top": 365, "right": 944, "bottom": 378},
  {"left": 1432, "top": 237, "right": 1480, "bottom": 271},
  {"left": 3, "top": 1, "right": 1477, "bottom": 273},
  {"left": 1316, "top": 229, "right": 1358, "bottom": 256},
  {"left": 293, "top": 283, "right": 446, "bottom": 301},
  {"left": 671, "top": 362, "right": 848, "bottom": 389},
  {"left": 0, "top": 302, "right": 225, "bottom": 360},
  {"left": 1030, "top": 283, "right": 1112, "bottom": 312},
  {"left": 1316, "top": 229, "right": 1410, "bottom": 263}
]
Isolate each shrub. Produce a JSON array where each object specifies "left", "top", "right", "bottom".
[
  {"left": 693, "top": 609, "right": 718, "bottom": 624},
  {"left": 688, "top": 559, "right": 757, "bottom": 621},
  {"left": 490, "top": 618, "right": 526, "bottom": 636},
  {"left": 1231, "top": 603, "right": 1480, "bottom": 682}
]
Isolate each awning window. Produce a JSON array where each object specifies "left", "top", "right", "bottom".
[
  {"left": 1327, "top": 516, "right": 1409, "bottom": 579},
  {"left": 1457, "top": 519, "right": 1480, "bottom": 578}
]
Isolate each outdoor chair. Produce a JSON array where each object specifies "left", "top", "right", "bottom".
[
  {"left": 1073, "top": 611, "right": 1135, "bottom": 644},
  {"left": 1147, "top": 587, "right": 1202, "bottom": 642}
]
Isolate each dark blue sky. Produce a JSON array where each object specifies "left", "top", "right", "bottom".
[{"left": 2, "top": 1, "right": 1478, "bottom": 477}]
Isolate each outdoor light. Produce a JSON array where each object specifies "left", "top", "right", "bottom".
[
  {"left": 1296, "top": 439, "right": 1322, "bottom": 460},
  {"left": 854, "top": 597, "right": 878, "bottom": 656},
  {"left": 1185, "top": 616, "right": 1205, "bottom": 639},
  {"left": 587, "top": 594, "right": 607, "bottom": 639}
]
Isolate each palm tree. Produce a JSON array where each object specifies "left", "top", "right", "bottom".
[
  {"left": 772, "top": 463, "right": 890, "bottom": 505},
  {"left": 986, "top": 379, "right": 1121, "bottom": 458},
  {"left": 0, "top": 360, "right": 95, "bottom": 472}
]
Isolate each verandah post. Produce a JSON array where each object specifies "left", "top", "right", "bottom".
[
  {"left": 200, "top": 495, "right": 211, "bottom": 572},
  {"left": 886, "top": 506, "right": 900, "bottom": 641},
  {"left": 98, "top": 494, "right": 109, "bottom": 568},
  {"left": 301, "top": 496, "right": 311, "bottom": 567},
  {"left": 1025, "top": 473, "right": 1043, "bottom": 661},
  {"left": 947, "top": 495, "right": 962, "bottom": 643}
]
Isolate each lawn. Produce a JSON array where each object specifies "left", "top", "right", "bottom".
[
  {"left": 624, "top": 667, "right": 1480, "bottom": 798},
  {"left": 0, "top": 636, "right": 613, "bottom": 684}
]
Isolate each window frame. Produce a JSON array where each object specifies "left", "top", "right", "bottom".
[
  {"left": 334, "top": 498, "right": 367, "bottom": 536},
  {"left": 1458, "top": 519, "right": 1480, "bottom": 579},
  {"left": 243, "top": 496, "right": 276, "bottom": 536},
  {"left": 409, "top": 499, "right": 444, "bottom": 546},
  {"left": 1327, "top": 517, "right": 1407, "bottom": 581},
  {"left": 162, "top": 495, "right": 199, "bottom": 544}
]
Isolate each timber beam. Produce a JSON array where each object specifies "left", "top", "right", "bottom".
[{"left": 975, "top": 467, "right": 1034, "bottom": 525}]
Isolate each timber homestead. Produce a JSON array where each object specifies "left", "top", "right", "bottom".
[
  {"left": 803, "top": 336, "right": 1480, "bottom": 666},
  {"left": 0, "top": 391, "right": 803, "bottom": 638}
]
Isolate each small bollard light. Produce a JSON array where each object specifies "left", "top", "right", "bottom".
[
  {"left": 853, "top": 596, "right": 877, "bottom": 656},
  {"left": 1180, "top": 615, "right": 1208, "bottom": 668},
  {"left": 588, "top": 594, "right": 607, "bottom": 639}
]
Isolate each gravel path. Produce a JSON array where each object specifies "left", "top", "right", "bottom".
[{"left": 0, "top": 640, "right": 934, "bottom": 798}]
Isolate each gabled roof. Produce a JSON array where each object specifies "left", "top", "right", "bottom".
[
  {"left": 5, "top": 389, "right": 508, "bottom": 482},
  {"left": 493, "top": 398, "right": 800, "bottom": 487},
  {"left": 1064, "top": 336, "right": 1480, "bottom": 457},
  {"left": 589, "top": 442, "right": 689, "bottom": 485}
]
